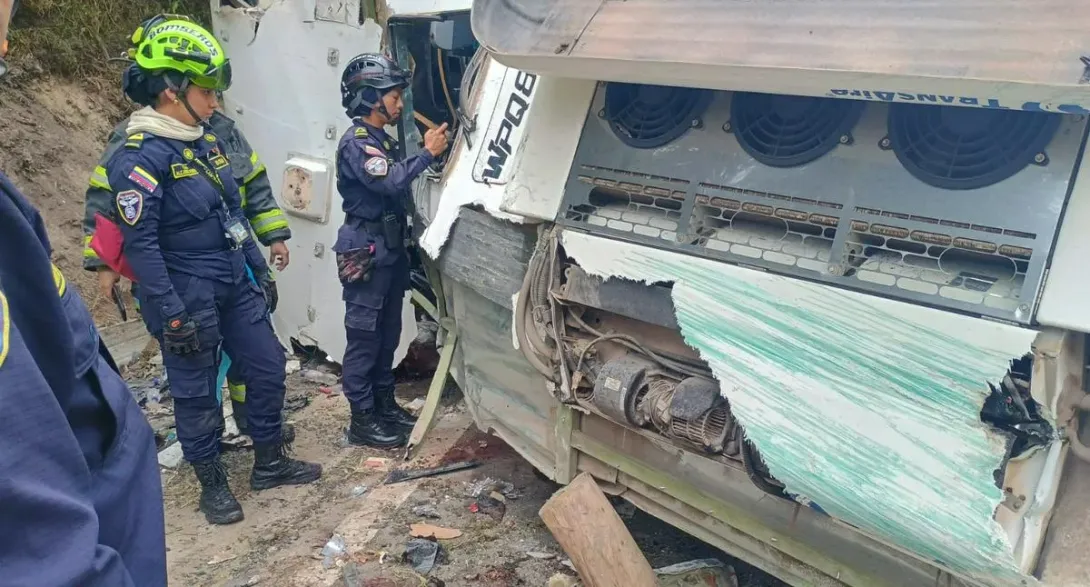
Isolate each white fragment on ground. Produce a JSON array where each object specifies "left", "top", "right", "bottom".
[
  {"left": 404, "top": 397, "right": 426, "bottom": 414},
  {"left": 301, "top": 370, "right": 339, "bottom": 386},
  {"left": 285, "top": 359, "right": 301, "bottom": 374},
  {"left": 157, "top": 442, "right": 185, "bottom": 468}
]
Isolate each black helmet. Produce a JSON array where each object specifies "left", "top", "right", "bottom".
[{"left": 340, "top": 53, "right": 410, "bottom": 117}]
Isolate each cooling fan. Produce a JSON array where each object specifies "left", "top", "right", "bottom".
[
  {"left": 603, "top": 82, "right": 713, "bottom": 149},
  {"left": 730, "top": 92, "right": 864, "bottom": 168},
  {"left": 887, "top": 104, "right": 1062, "bottom": 191}
]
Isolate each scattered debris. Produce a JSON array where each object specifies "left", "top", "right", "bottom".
[
  {"left": 320, "top": 534, "right": 347, "bottom": 569},
  {"left": 547, "top": 574, "right": 580, "bottom": 587},
  {"left": 283, "top": 394, "right": 310, "bottom": 412},
  {"left": 222, "top": 575, "right": 262, "bottom": 587},
  {"left": 466, "top": 477, "right": 520, "bottom": 500},
  {"left": 654, "top": 559, "right": 738, "bottom": 587},
  {"left": 409, "top": 523, "right": 462, "bottom": 540},
  {"left": 302, "top": 369, "right": 340, "bottom": 386},
  {"left": 285, "top": 359, "right": 301, "bottom": 374},
  {"left": 471, "top": 494, "right": 506, "bottom": 522},
  {"left": 384, "top": 460, "right": 480, "bottom": 485},
  {"left": 350, "top": 485, "right": 369, "bottom": 498},
  {"left": 365, "top": 457, "right": 391, "bottom": 470},
  {"left": 404, "top": 397, "right": 426, "bottom": 414},
  {"left": 526, "top": 551, "right": 555, "bottom": 560},
  {"left": 411, "top": 504, "right": 442, "bottom": 519},
  {"left": 207, "top": 553, "right": 239, "bottom": 566},
  {"left": 157, "top": 442, "right": 185, "bottom": 468},
  {"left": 403, "top": 538, "right": 443, "bottom": 575},
  {"left": 317, "top": 385, "right": 337, "bottom": 396}
]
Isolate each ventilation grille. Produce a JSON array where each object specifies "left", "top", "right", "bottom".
[
  {"left": 557, "top": 86, "right": 1085, "bottom": 324},
  {"left": 888, "top": 105, "right": 1063, "bottom": 191},
  {"left": 731, "top": 93, "right": 864, "bottom": 167},
  {"left": 603, "top": 83, "right": 713, "bottom": 149}
]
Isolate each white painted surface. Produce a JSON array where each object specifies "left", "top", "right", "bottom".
[
  {"left": 1037, "top": 153, "right": 1090, "bottom": 332},
  {"left": 212, "top": 2, "right": 415, "bottom": 364}
]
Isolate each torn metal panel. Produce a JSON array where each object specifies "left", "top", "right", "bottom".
[
  {"left": 472, "top": 0, "right": 1090, "bottom": 112},
  {"left": 560, "top": 229, "right": 1039, "bottom": 585},
  {"left": 437, "top": 207, "right": 536, "bottom": 309}
]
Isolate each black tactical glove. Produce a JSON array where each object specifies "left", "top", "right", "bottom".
[
  {"left": 163, "top": 314, "right": 200, "bottom": 356},
  {"left": 261, "top": 276, "right": 279, "bottom": 314},
  {"left": 336, "top": 244, "right": 375, "bottom": 285}
]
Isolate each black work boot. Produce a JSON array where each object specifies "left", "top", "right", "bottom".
[
  {"left": 375, "top": 390, "right": 417, "bottom": 432},
  {"left": 232, "top": 401, "right": 295, "bottom": 444},
  {"left": 192, "top": 458, "right": 244, "bottom": 525},
  {"left": 250, "top": 442, "right": 322, "bottom": 491},
  {"left": 347, "top": 408, "right": 406, "bottom": 448}
]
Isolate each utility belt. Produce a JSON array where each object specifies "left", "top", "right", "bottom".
[{"left": 348, "top": 212, "right": 406, "bottom": 250}]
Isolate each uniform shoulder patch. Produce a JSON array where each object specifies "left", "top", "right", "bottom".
[
  {"left": 0, "top": 289, "right": 8, "bottom": 368},
  {"left": 354, "top": 127, "right": 369, "bottom": 138},
  {"left": 116, "top": 190, "right": 144, "bottom": 226},
  {"left": 127, "top": 165, "right": 159, "bottom": 193},
  {"left": 363, "top": 156, "right": 389, "bottom": 178},
  {"left": 124, "top": 132, "right": 145, "bottom": 150},
  {"left": 204, "top": 133, "right": 217, "bottom": 143},
  {"left": 363, "top": 144, "right": 385, "bottom": 157}
]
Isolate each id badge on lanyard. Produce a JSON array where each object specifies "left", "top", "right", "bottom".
[{"left": 193, "top": 155, "right": 251, "bottom": 248}]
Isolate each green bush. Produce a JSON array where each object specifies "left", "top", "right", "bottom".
[{"left": 9, "top": 0, "right": 211, "bottom": 78}]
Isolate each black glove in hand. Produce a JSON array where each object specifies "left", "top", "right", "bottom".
[
  {"left": 336, "top": 245, "right": 375, "bottom": 285},
  {"left": 163, "top": 315, "right": 200, "bottom": 356},
  {"left": 261, "top": 278, "right": 279, "bottom": 314}
]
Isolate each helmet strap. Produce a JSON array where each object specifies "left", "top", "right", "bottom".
[{"left": 166, "top": 75, "right": 208, "bottom": 125}]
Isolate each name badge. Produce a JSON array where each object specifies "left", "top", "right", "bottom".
[{"left": 225, "top": 218, "right": 251, "bottom": 247}]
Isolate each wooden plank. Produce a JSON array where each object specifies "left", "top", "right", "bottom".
[
  {"left": 438, "top": 208, "right": 536, "bottom": 310},
  {"left": 99, "top": 319, "right": 152, "bottom": 370},
  {"left": 539, "top": 472, "right": 658, "bottom": 587}
]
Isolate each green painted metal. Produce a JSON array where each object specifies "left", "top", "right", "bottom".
[{"left": 561, "top": 231, "right": 1039, "bottom": 586}]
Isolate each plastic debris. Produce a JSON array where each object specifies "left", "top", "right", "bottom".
[
  {"left": 548, "top": 574, "right": 580, "bottom": 587},
  {"left": 157, "top": 442, "right": 185, "bottom": 468},
  {"left": 411, "top": 504, "right": 441, "bottom": 519},
  {"left": 402, "top": 538, "right": 442, "bottom": 575},
  {"left": 466, "top": 477, "right": 520, "bottom": 500},
  {"left": 350, "top": 485, "right": 369, "bottom": 498},
  {"left": 654, "top": 559, "right": 738, "bottom": 587},
  {"left": 301, "top": 369, "right": 339, "bottom": 386},
  {"left": 320, "top": 534, "right": 347, "bottom": 569},
  {"left": 526, "top": 551, "right": 555, "bottom": 560},
  {"left": 285, "top": 359, "right": 301, "bottom": 374}
]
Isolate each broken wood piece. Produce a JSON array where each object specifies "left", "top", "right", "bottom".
[
  {"left": 409, "top": 523, "right": 462, "bottom": 540},
  {"left": 539, "top": 472, "right": 657, "bottom": 587}
]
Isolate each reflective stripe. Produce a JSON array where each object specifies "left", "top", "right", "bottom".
[
  {"left": 239, "top": 184, "right": 247, "bottom": 209},
  {"left": 242, "top": 163, "right": 266, "bottom": 185},
  {"left": 83, "top": 235, "right": 100, "bottom": 260},
  {"left": 249, "top": 151, "right": 260, "bottom": 166},
  {"left": 0, "top": 290, "right": 9, "bottom": 368},
  {"left": 89, "top": 166, "right": 111, "bottom": 190},
  {"left": 228, "top": 381, "right": 247, "bottom": 402},
  {"left": 251, "top": 209, "right": 289, "bottom": 236},
  {"left": 51, "top": 264, "right": 67, "bottom": 297}
]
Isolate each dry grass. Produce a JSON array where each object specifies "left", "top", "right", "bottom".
[{"left": 8, "top": 0, "right": 211, "bottom": 80}]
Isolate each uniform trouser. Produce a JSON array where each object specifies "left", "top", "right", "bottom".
[
  {"left": 133, "top": 280, "right": 248, "bottom": 403},
  {"left": 146, "top": 274, "right": 286, "bottom": 462},
  {"left": 342, "top": 264, "right": 406, "bottom": 412}
]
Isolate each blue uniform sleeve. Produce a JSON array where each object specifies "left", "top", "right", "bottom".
[
  {"left": 344, "top": 139, "right": 434, "bottom": 197},
  {"left": 105, "top": 150, "right": 186, "bottom": 320},
  {"left": 0, "top": 295, "right": 136, "bottom": 587}
]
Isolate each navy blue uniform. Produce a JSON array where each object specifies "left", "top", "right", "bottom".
[
  {"left": 105, "top": 130, "right": 287, "bottom": 462},
  {"left": 0, "top": 172, "right": 167, "bottom": 586},
  {"left": 335, "top": 120, "right": 432, "bottom": 411}
]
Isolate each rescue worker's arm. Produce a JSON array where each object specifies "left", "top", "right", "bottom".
[
  {"left": 0, "top": 303, "right": 137, "bottom": 587},
  {"left": 81, "top": 124, "right": 129, "bottom": 272},
  {"left": 229, "top": 128, "right": 291, "bottom": 246},
  {"left": 105, "top": 153, "right": 185, "bottom": 321},
  {"left": 347, "top": 139, "right": 435, "bottom": 196}
]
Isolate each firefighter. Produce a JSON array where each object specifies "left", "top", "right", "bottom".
[
  {"left": 0, "top": 1, "right": 167, "bottom": 583},
  {"left": 335, "top": 53, "right": 449, "bottom": 448},
  {"left": 84, "top": 14, "right": 292, "bottom": 439},
  {"left": 103, "top": 18, "right": 321, "bottom": 525}
]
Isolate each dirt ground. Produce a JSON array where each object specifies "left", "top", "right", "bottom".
[{"left": 159, "top": 373, "right": 786, "bottom": 587}]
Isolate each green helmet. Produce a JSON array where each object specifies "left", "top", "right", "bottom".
[{"left": 132, "top": 19, "right": 231, "bottom": 91}]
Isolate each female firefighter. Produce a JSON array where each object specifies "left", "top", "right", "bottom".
[
  {"left": 102, "top": 19, "right": 321, "bottom": 525},
  {"left": 334, "top": 53, "right": 449, "bottom": 448}
]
